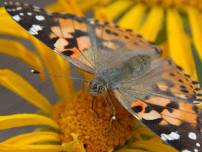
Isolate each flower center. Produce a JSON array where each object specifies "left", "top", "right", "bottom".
[{"left": 53, "top": 92, "right": 135, "bottom": 152}]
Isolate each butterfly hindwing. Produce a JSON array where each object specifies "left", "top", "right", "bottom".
[
  {"left": 114, "top": 59, "right": 202, "bottom": 152},
  {"left": 152, "top": 59, "right": 202, "bottom": 105}
]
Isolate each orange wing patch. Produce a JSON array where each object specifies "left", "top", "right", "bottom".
[
  {"left": 130, "top": 96, "right": 197, "bottom": 127},
  {"left": 130, "top": 100, "right": 162, "bottom": 120}
]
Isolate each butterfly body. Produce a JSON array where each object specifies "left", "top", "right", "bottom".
[
  {"left": 3, "top": 1, "right": 202, "bottom": 151},
  {"left": 99, "top": 55, "right": 151, "bottom": 85}
]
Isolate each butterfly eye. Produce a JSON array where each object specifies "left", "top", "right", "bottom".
[
  {"left": 98, "top": 86, "right": 106, "bottom": 93},
  {"left": 93, "top": 84, "right": 97, "bottom": 89}
]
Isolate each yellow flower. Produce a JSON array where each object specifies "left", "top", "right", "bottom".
[
  {"left": 0, "top": 0, "right": 199, "bottom": 152},
  {"left": 0, "top": 4, "right": 175, "bottom": 152},
  {"left": 70, "top": 0, "right": 202, "bottom": 81}
]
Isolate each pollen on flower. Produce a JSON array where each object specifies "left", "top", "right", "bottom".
[{"left": 53, "top": 92, "right": 135, "bottom": 152}]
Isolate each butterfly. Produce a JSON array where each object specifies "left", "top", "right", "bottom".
[{"left": 3, "top": 1, "right": 202, "bottom": 151}]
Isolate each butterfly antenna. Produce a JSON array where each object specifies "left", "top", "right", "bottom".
[{"left": 30, "top": 69, "right": 90, "bottom": 83}]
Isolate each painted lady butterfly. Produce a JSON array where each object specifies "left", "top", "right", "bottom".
[{"left": 3, "top": 1, "right": 202, "bottom": 151}]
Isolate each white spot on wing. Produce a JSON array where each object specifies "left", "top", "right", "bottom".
[
  {"left": 27, "top": 12, "right": 32, "bottom": 16},
  {"left": 160, "top": 132, "right": 180, "bottom": 142},
  {"left": 188, "top": 132, "right": 197, "bottom": 140},
  {"left": 19, "top": 13, "right": 24, "bottom": 16},
  {"left": 194, "top": 149, "right": 198, "bottom": 152},
  {"left": 193, "top": 100, "right": 200, "bottom": 104},
  {"left": 29, "top": 24, "right": 43, "bottom": 35},
  {"left": 182, "top": 150, "right": 192, "bottom": 152},
  {"left": 16, "top": 7, "right": 22, "bottom": 10},
  {"left": 35, "top": 15, "right": 45, "bottom": 21},
  {"left": 12, "top": 15, "right": 21, "bottom": 21},
  {"left": 196, "top": 143, "right": 200, "bottom": 147}
]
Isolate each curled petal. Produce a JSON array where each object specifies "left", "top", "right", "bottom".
[
  {"left": 0, "top": 114, "right": 59, "bottom": 130},
  {"left": 0, "top": 144, "right": 63, "bottom": 152},
  {"left": 0, "top": 69, "right": 52, "bottom": 113},
  {"left": 31, "top": 39, "right": 74, "bottom": 101},
  {"left": 2, "top": 131, "right": 60, "bottom": 145},
  {"left": 0, "top": 39, "right": 45, "bottom": 80},
  {"left": 0, "top": 8, "right": 29, "bottom": 39}
]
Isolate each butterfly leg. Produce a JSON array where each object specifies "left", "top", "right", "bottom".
[
  {"left": 91, "top": 96, "right": 100, "bottom": 118},
  {"left": 106, "top": 92, "right": 116, "bottom": 121}
]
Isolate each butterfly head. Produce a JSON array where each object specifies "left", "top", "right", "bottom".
[{"left": 89, "top": 77, "right": 108, "bottom": 96}]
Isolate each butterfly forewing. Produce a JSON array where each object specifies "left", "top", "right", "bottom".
[{"left": 3, "top": 0, "right": 162, "bottom": 73}]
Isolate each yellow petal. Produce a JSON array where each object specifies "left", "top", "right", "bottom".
[
  {"left": 0, "top": 114, "right": 59, "bottom": 130},
  {"left": 79, "top": 0, "right": 113, "bottom": 6},
  {"left": 0, "top": 8, "right": 29, "bottom": 39},
  {"left": 131, "top": 124, "right": 155, "bottom": 141},
  {"left": 139, "top": 6, "right": 164, "bottom": 41},
  {"left": 187, "top": 6, "right": 202, "bottom": 61},
  {"left": 60, "top": 0, "right": 83, "bottom": 15},
  {"left": 130, "top": 140, "right": 177, "bottom": 152},
  {"left": 46, "top": 2, "right": 67, "bottom": 12},
  {"left": 97, "top": 0, "right": 114, "bottom": 5},
  {"left": 117, "top": 149, "right": 149, "bottom": 152},
  {"left": 0, "top": 39, "right": 45, "bottom": 80},
  {"left": 95, "top": 0, "right": 134, "bottom": 21},
  {"left": 62, "top": 133, "right": 85, "bottom": 152},
  {"left": 166, "top": 9, "right": 197, "bottom": 79},
  {"left": 77, "top": 0, "right": 99, "bottom": 12},
  {"left": 0, "top": 69, "right": 52, "bottom": 113},
  {"left": 118, "top": 3, "right": 146, "bottom": 31},
  {"left": 159, "top": 42, "right": 170, "bottom": 58},
  {"left": 2, "top": 131, "right": 60, "bottom": 144},
  {"left": 0, "top": 144, "right": 62, "bottom": 152},
  {"left": 31, "top": 38, "right": 74, "bottom": 101}
]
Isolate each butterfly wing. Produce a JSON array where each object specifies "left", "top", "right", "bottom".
[
  {"left": 3, "top": 1, "right": 95, "bottom": 73},
  {"left": 114, "top": 58, "right": 202, "bottom": 151},
  {"left": 3, "top": 0, "right": 162, "bottom": 73}
]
